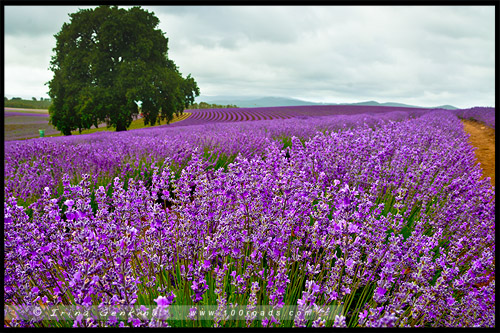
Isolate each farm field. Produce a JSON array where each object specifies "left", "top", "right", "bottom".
[
  {"left": 3, "top": 105, "right": 495, "bottom": 328},
  {"left": 5, "top": 104, "right": 427, "bottom": 141},
  {"left": 170, "top": 104, "right": 437, "bottom": 127},
  {"left": 4, "top": 109, "right": 56, "bottom": 141},
  {"left": 3, "top": 108, "right": 191, "bottom": 141}
]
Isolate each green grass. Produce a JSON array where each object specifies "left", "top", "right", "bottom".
[
  {"left": 4, "top": 99, "right": 52, "bottom": 109},
  {"left": 70, "top": 113, "right": 190, "bottom": 135},
  {"left": 4, "top": 109, "right": 49, "bottom": 114}
]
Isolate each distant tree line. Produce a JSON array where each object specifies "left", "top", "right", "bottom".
[
  {"left": 3, "top": 98, "right": 239, "bottom": 111},
  {"left": 4, "top": 97, "right": 52, "bottom": 109},
  {"left": 189, "top": 102, "right": 239, "bottom": 109}
]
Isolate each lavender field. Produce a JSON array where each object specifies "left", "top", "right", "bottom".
[
  {"left": 4, "top": 109, "right": 60, "bottom": 141},
  {"left": 4, "top": 106, "right": 495, "bottom": 327},
  {"left": 170, "top": 104, "right": 434, "bottom": 127},
  {"left": 452, "top": 107, "right": 496, "bottom": 129}
]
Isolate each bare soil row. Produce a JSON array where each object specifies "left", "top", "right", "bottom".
[{"left": 462, "top": 119, "right": 495, "bottom": 187}]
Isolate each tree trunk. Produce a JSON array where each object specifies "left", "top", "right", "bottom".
[{"left": 116, "top": 122, "right": 126, "bottom": 132}]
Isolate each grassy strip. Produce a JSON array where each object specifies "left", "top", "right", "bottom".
[
  {"left": 41, "top": 113, "right": 192, "bottom": 138},
  {"left": 4, "top": 99, "right": 52, "bottom": 109}
]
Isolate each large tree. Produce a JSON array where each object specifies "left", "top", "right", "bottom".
[{"left": 47, "top": 6, "right": 199, "bottom": 134}]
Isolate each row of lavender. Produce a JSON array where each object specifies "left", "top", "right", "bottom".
[
  {"left": 170, "top": 105, "right": 496, "bottom": 129},
  {"left": 4, "top": 110, "right": 412, "bottom": 204},
  {"left": 171, "top": 104, "right": 434, "bottom": 127},
  {"left": 451, "top": 107, "right": 496, "bottom": 129},
  {"left": 4, "top": 110, "right": 495, "bottom": 327}
]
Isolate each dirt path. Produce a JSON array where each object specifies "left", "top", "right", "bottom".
[{"left": 462, "top": 120, "right": 495, "bottom": 187}]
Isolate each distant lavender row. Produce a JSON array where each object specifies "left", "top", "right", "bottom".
[
  {"left": 451, "top": 107, "right": 495, "bottom": 129},
  {"left": 4, "top": 110, "right": 417, "bottom": 203},
  {"left": 175, "top": 104, "right": 434, "bottom": 126}
]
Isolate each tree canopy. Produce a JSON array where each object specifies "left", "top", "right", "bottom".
[{"left": 47, "top": 5, "right": 199, "bottom": 135}]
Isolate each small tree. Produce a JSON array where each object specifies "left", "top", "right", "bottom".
[{"left": 47, "top": 5, "right": 199, "bottom": 135}]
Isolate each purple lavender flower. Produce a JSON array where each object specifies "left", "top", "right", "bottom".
[
  {"left": 374, "top": 287, "right": 387, "bottom": 303},
  {"left": 188, "top": 307, "right": 197, "bottom": 320},
  {"left": 154, "top": 293, "right": 175, "bottom": 308},
  {"left": 64, "top": 199, "right": 74, "bottom": 207}
]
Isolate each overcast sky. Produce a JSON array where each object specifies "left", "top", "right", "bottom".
[{"left": 4, "top": 5, "right": 495, "bottom": 108}]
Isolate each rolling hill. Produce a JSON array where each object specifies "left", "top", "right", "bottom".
[{"left": 195, "top": 95, "right": 458, "bottom": 109}]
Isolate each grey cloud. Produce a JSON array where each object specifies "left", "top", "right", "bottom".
[
  {"left": 155, "top": 6, "right": 315, "bottom": 50},
  {"left": 3, "top": 5, "right": 495, "bottom": 108},
  {"left": 420, "top": 6, "right": 494, "bottom": 40},
  {"left": 4, "top": 6, "right": 94, "bottom": 37}
]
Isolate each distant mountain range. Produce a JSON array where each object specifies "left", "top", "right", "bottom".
[{"left": 195, "top": 95, "right": 458, "bottom": 110}]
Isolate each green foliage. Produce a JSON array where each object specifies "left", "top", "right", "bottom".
[
  {"left": 189, "top": 102, "right": 239, "bottom": 109},
  {"left": 47, "top": 5, "right": 199, "bottom": 135},
  {"left": 4, "top": 98, "right": 52, "bottom": 109}
]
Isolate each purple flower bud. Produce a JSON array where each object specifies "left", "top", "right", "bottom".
[
  {"left": 154, "top": 295, "right": 172, "bottom": 308},
  {"left": 374, "top": 286, "right": 387, "bottom": 303},
  {"left": 83, "top": 295, "right": 92, "bottom": 306}
]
